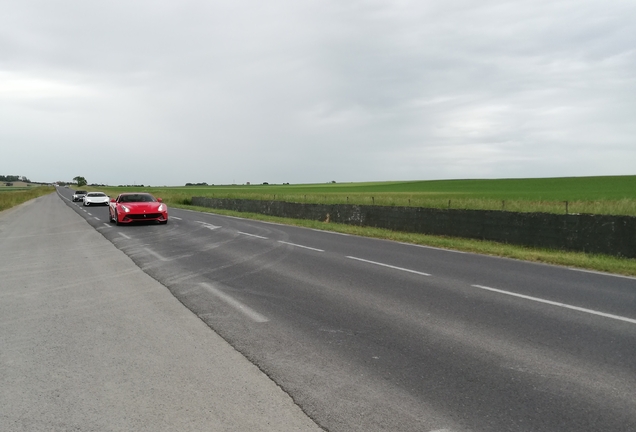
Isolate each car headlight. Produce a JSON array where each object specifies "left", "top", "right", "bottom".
[
  {"left": 158, "top": 204, "right": 165, "bottom": 212},
  {"left": 121, "top": 205, "right": 131, "bottom": 213}
]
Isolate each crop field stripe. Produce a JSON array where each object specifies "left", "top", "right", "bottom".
[{"left": 88, "top": 175, "right": 636, "bottom": 216}]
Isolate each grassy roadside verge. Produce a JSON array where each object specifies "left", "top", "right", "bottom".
[
  {"left": 172, "top": 203, "right": 636, "bottom": 278},
  {"left": 0, "top": 186, "right": 55, "bottom": 212}
]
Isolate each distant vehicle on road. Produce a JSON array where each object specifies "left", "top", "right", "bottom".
[
  {"left": 83, "top": 192, "right": 109, "bottom": 206},
  {"left": 72, "top": 190, "right": 87, "bottom": 202},
  {"left": 109, "top": 193, "right": 168, "bottom": 225}
]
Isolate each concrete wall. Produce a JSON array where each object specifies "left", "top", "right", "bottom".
[{"left": 191, "top": 197, "right": 636, "bottom": 258}]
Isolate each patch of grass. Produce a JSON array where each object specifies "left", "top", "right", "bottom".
[
  {"left": 97, "top": 175, "right": 636, "bottom": 216},
  {"left": 0, "top": 188, "right": 32, "bottom": 192},
  {"left": 171, "top": 203, "right": 636, "bottom": 277},
  {"left": 0, "top": 186, "right": 55, "bottom": 212}
]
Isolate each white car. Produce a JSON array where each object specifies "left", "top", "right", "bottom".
[{"left": 83, "top": 192, "right": 110, "bottom": 206}]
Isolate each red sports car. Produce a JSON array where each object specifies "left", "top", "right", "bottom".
[{"left": 109, "top": 193, "right": 168, "bottom": 225}]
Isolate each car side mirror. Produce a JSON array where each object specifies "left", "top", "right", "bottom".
[
  {"left": 110, "top": 198, "right": 116, "bottom": 203},
  {"left": 157, "top": 198, "right": 163, "bottom": 202}
]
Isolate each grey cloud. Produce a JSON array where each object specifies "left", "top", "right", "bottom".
[{"left": 0, "top": 0, "right": 634, "bottom": 185}]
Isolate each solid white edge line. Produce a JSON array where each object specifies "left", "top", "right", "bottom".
[
  {"left": 195, "top": 221, "right": 221, "bottom": 229},
  {"left": 277, "top": 241, "right": 324, "bottom": 252},
  {"left": 309, "top": 228, "right": 350, "bottom": 236},
  {"left": 238, "top": 232, "right": 269, "bottom": 239},
  {"left": 221, "top": 215, "right": 247, "bottom": 220},
  {"left": 259, "top": 220, "right": 287, "bottom": 227},
  {"left": 346, "top": 256, "right": 431, "bottom": 276},
  {"left": 397, "top": 241, "right": 466, "bottom": 254},
  {"left": 568, "top": 267, "right": 636, "bottom": 281},
  {"left": 471, "top": 285, "right": 636, "bottom": 325},
  {"left": 200, "top": 283, "right": 269, "bottom": 323}
]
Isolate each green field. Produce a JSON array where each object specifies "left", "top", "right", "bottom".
[
  {"left": 0, "top": 186, "right": 55, "bottom": 212},
  {"left": 97, "top": 175, "right": 636, "bottom": 216}
]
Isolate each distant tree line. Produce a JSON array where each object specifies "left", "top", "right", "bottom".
[
  {"left": 0, "top": 175, "right": 30, "bottom": 182},
  {"left": 185, "top": 182, "right": 209, "bottom": 186}
]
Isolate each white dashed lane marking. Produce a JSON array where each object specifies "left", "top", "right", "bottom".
[
  {"left": 472, "top": 285, "right": 636, "bottom": 325},
  {"left": 278, "top": 241, "right": 324, "bottom": 252},
  {"left": 143, "top": 248, "right": 170, "bottom": 262},
  {"left": 238, "top": 232, "right": 268, "bottom": 239},
  {"left": 346, "top": 256, "right": 431, "bottom": 276},
  {"left": 195, "top": 221, "right": 221, "bottom": 230},
  {"left": 201, "top": 282, "right": 269, "bottom": 323}
]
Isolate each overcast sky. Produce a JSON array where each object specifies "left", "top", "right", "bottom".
[{"left": 1, "top": 0, "right": 634, "bottom": 186}]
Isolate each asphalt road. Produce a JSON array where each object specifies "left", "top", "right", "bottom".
[
  {"left": 0, "top": 192, "right": 322, "bottom": 431},
  {"left": 58, "top": 188, "right": 636, "bottom": 431}
]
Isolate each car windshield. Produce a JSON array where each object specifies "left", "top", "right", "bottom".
[
  {"left": 87, "top": 193, "right": 106, "bottom": 197},
  {"left": 75, "top": 191, "right": 87, "bottom": 194},
  {"left": 119, "top": 194, "right": 156, "bottom": 203}
]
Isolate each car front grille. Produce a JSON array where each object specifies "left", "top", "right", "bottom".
[{"left": 126, "top": 213, "right": 162, "bottom": 220}]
